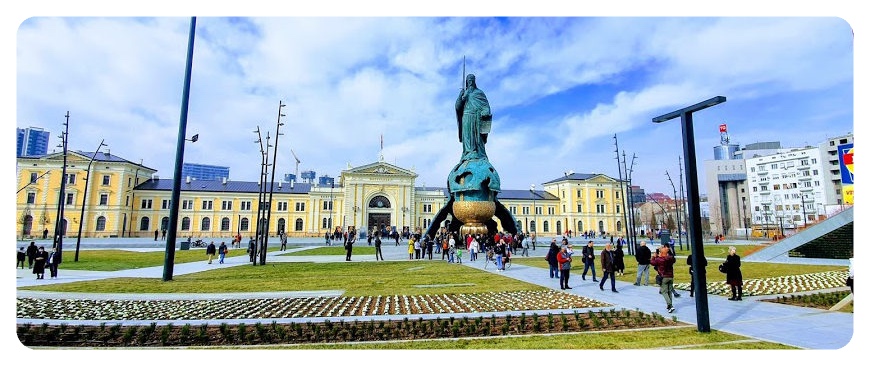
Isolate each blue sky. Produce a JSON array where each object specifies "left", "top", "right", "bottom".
[{"left": 7, "top": 5, "right": 858, "bottom": 199}]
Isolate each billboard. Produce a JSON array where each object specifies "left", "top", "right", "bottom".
[{"left": 838, "top": 143, "right": 854, "bottom": 204}]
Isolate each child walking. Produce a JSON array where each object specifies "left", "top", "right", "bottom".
[{"left": 456, "top": 247, "right": 463, "bottom": 264}]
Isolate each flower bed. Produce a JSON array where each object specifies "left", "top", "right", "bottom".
[
  {"left": 673, "top": 270, "right": 847, "bottom": 297},
  {"left": 17, "top": 290, "right": 608, "bottom": 321},
  {"left": 18, "top": 309, "right": 679, "bottom": 347}
]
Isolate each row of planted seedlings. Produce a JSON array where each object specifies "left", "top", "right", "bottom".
[{"left": 18, "top": 308, "right": 679, "bottom": 347}]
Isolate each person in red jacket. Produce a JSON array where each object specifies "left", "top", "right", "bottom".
[
  {"left": 650, "top": 246, "right": 676, "bottom": 313},
  {"left": 557, "top": 245, "right": 573, "bottom": 290}
]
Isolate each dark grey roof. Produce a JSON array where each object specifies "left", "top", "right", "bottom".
[
  {"left": 542, "top": 172, "right": 616, "bottom": 185},
  {"left": 498, "top": 189, "right": 559, "bottom": 200},
  {"left": 135, "top": 179, "right": 314, "bottom": 194}
]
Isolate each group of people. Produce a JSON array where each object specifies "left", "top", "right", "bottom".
[{"left": 18, "top": 241, "right": 58, "bottom": 279}]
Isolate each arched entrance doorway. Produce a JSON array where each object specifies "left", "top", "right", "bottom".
[{"left": 367, "top": 195, "right": 391, "bottom": 235}]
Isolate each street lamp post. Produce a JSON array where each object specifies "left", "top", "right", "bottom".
[
  {"left": 260, "top": 100, "right": 286, "bottom": 266},
  {"left": 801, "top": 194, "right": 808, "bottom": 229},
  {"left": 162, "top": 17, "right": 197, "bottom": 282},
  {"left": 653, "top": 95, "right": 726, "bottom": 333},
  {"left": 613, "top": 135, "right": 631, "bottom": 252},
  {"left": 401, "top": 206, "right": 407, "bottom": 237},
  {"left": 74, "top": 139, "right": 106, "bottom": 262},
  {"left": 329, "top": 180, "right": 334, "bottom": 242},
  {"left": 52, "top": 112, "right": 71, "bottom": 265},
  {"left": 742, "top": 196, "right": 749, "bottom": 240}
]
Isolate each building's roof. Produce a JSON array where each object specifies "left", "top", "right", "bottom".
[
  {"left": 499, "top": 189, "right": 559, "bottom": 201},
  {"left": 542, "top": 172, "right": 620, "bottom": 185},
  {"left": 18, "top": 150, "right": 157, "bottom": 171},
  {"left": 134, "top": 178, "right": 315, "bottom": 194}
]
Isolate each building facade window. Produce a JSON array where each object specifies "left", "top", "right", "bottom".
[
  {"left": 222, "top": 200, "right": 233, "bottom": 210},
  {"left": 202, "top": 200, "right": 213, "bottom": 210},
  {"left": 100, "top": 194, "right": 108, "bottom": 206},
  {"left": 277, "top": 202, "right": 288, "bottom": 211},
  {"left": 543, "top": 221, "right": 549, "bottom": 233},
  {"left": 596, "top": 190, "right": 604, "bottom": 199},
  {"left": 141, "top": 199, "right": 152, "bottom": 209},
  {"left": 221, "top": 217, "right": 230, "bottom": 231},
  {"left": 102, "top": 175, "right": 110, "bottom": 186},
  {"left": 95, "top": 216, "right": 106, "bottom": 231},
  {"left": 182, "top": 200, "right": 193, "bottom": 210},
  {"left": 139, "top": 216, "right": 150, "bottom": 231},
  {"left": 295, "top": 202, "right": 305, "bottom": 211},
  {"left": 66, "top": 193, "right": 75, "bottom": 205},
  {"left": 181, "top": 217, "right": 191, "bottom": 231},
  {"left": 241, "top": 201, "right": 251, "bottom": 211},
  {"left": 240, "top": 218, "right": 249, "bottom": 231},
  {"left": 295, "top": 218, "right": 303, "bottom": 231},
  {"left": 201, "top": 217, "right": 211, "bottom": 231},
  {"left": 26, "top": 192, "right": 36, "bottom": 204},
  {"left": 30, "top": 172, "right": 38, "bottom": 183}
]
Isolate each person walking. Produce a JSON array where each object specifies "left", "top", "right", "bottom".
[
  {"left": 448, "top": 243, "right": 456, "bottom": 263},
  {"left": 206, "top": 241, "right": 217, "bottom": 264},
  {"left": 546, "top": 240, "right": 560, "bottom": 278},
  {"left": 345, "top": 229, "right": 356, "bottom": 261},
  {"left": 469, "top": 235, "right": 479, "bottom": 261},
  {"left": 374, "top": 234, "right": 384, "bottom": 261},
  {"left": 218, "top": 241, "right": 228, "bottom": 264},
  {"left": 413, "top": 236, "right": 421, "bottom": 259},
  {"left": 161, "top": 228, "right": 167, "bottom": 240},
  {"left": 456, "top": 246, "right": 463, "bottom": 264},
  {"left": 614, "top": 242, "right": 625, "bottom": 276},
  {"left": 248, "top": 237, "right": 256, "bottom": 262},
  {"left": 17, "top": 247, "right": 26, "bottom": 269},
  {"left": 650, "top": 245, "right": 677, "bottom": 313},
  {"left": 633, "top": 240, "right": 652, "bottom": 286},
  {"left": 521, "top": 236, "right": 529, "bottom": 257},
  {"left": 494, "top": 239, "right": 506, "bottom": 271},
  {"left": 280, "top": 234, "right": 287, "bottom": 251},
  {"left": 425, "top": 235, "right": 434, "bottom": 260},
  {"left": 723, "top": 246, "right": 744, "bottom": 301},
  {"left": 581, "top": 240, "right": 597, "bottom": 281},
  {"left": 441, "top": 237, "right": 450, "bottom": 260},
  {"left": 46, "top": 248, "right": 59, "bottom": 279},
  {"left": 598, "top": 243, "right": 618, "bottom": 292},
  {"left": 32, "top": 246, "right": 47, "bottom": 279},
  {"left": 557, "top": 245, "right": 572, "bottom": 289},
  {"left": 686, "top": 253, "right": 707, "bottom": 297},
  {"left": 154, "top": 229, "right": 159, "bottom": 241},
  {"left": 26, "top": 241, "right": 38, "bottom": 269}
]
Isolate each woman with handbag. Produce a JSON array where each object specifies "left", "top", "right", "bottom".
[{"left": 724, "top": 246, "right": 743, "bottom": 301}]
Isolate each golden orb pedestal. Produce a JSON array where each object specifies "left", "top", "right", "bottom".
[{"left": 453, "top": 200, "right": 496, "bottom": 236}]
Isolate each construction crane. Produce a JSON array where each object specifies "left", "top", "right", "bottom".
[{"left": 291, "top": 149, "right": 301, "bottom": 181}]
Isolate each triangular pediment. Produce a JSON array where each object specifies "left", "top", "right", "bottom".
[
  {"left": 587, "top": 174, "right": 618, "bottom": 184},
  {"left": 344, "top": 161, "right": 418, "bottom": 178}
]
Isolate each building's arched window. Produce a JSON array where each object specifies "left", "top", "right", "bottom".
[
  {"left": 616, "top": 221, "right": 622, "bottom": 232},
  {"left": 543, "top": 221, "right": 549, "bottom": 233},
  {"left": 368, "top": 195, "right": 391, "bottom": 208},
  {"left": 139, "top": 217, "right": 150, "bottom": 231},
  {"left": 277, "top": 218, "right": 286, "bottom": 234},
  {"left": 201, "top": 217, "right": 211, "bottom": 231},
  {"left": 530, "top": 221, "right": 536, "bottom": 233},
  {"left": 295, "top": 218, "right": 303, "bottom": 231},
  {"left": 322, "top": 218, "right": 328, "bottom": 229},
  {"left": 181, "top": 217, "right": 191, "bottom": 231},
  {"left": 240, "top": 218, "right": 249, "bottom": 231},
  {"left": 577, "top": 221, "right": 583, "bottom": 232},
  {"left": 221, "top": 217, "right": 231, "bottom": 231},
  {"left": 161, "top": 217, "right": 169, "bottom": 231},
  {"left": 95, "top": 216, "right": 106, "bottom": 231},
  {"left": 516, "top": 221, "right": 522, "bottom": 232},
  {"left": 556, "top": 221, "right": 562, "bottom": 235},
  {"left": 598, "top": 220, "right": 605, "bottom": 234}
]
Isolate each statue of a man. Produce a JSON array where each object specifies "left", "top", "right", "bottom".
[{"left": 455, "top": 74, "right": 491, "bottom": 161}]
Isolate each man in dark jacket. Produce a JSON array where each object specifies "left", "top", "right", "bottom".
[
  {"left": 345, "top": 229, "right": 356, "bottom": 261},
  {"left": 598, "top": 243, "right": 618, "bottom": 292},
  {"left": 546, "top": 240, "right": 560, "bottom": 278},
  {"left": 650, "top": 246, "right": 677, "bottom": 313},
  {"left": 206, "top": 241, "right": 217, "bottom": 264},
  {"left": 634, "top": 240, "right": 652, "bottom": 286},
  {"left": 26, "top": 241, "right": 38, "bottom": 269},
  {"left": 581, "top": 241, "right": 597, "bottom": 281}
]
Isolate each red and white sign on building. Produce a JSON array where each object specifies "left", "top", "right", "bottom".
[{"left": 719, "top": 124, "right": 727, "bottom": 133}]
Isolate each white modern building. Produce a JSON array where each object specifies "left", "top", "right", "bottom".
[{"left": 745, "top": 146, "right": 831, "bottom": 236}]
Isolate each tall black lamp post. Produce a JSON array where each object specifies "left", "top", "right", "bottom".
[
  {"left": 52, "top": 112, "right": 70, "bottom": 265},
  {"left": 74, "top": 139, "right": 107, "bottom": 262},
  {"left": 530, "top": 184, "right": 537, "bottom": 235},
  {"left": 162, "top": 17, "right": 197, "bottom": 282},
  {"left": 653, "top": 95, "right": 726, "bottom": 333}
]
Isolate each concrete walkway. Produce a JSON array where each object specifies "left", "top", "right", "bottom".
[{"left": 15, "top": 236, "right": 854, "bottom": 349}]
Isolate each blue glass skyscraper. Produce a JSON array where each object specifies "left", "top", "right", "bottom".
[
  {"left": 181, "top": 162, "right": 230, "bottom": 181},
  {"left": 17, "top": 127, "right": 50, "bottom": 157}
]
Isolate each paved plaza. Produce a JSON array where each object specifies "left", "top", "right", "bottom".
[{"left": 14, "top": 235, "right": 855, "bottom": 349}]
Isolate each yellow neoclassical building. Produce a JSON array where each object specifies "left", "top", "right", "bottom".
[{"left": 16, "top": 152, "right": 629, "bottom": 240}]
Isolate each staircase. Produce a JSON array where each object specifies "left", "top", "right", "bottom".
[{"left": 746, "top": 206, "right": 853, "bottom": 262}]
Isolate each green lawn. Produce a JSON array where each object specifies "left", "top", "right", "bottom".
[
  {"left": 20, "top": 261, "right": 543, "bottom": 297},
  {"left": 56, "top": 246, "right": 287, "bottom": 271}
]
